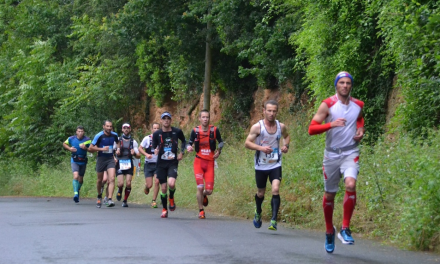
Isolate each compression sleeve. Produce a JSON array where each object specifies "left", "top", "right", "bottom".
[
  {"left": 308, "top": 120, "right": 331, "bottom": 135},
  {"left": 152, "top": 131, "right": 159, "bottom": 149},
  {"left": 187, "top": 130, "right": 196, "bottom": 147},
  {"left": 356, "top": 116, "right": 365, "bottom": 129},
  {"left": 178, "top": 130, "right": 186, "bottom": 153},
  {"left": 216, "top": 128, "right": 223, "bottom": 144}
]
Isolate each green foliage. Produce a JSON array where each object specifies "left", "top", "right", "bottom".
[
  {"left": 1, "top": 0, "right": 440, "bottom": 252},
  {"left": 291, "top": 0, "right": 394, "bottom": 142},
  {"left": 377, "top": 0, "right": 440, "bottom": 135}
]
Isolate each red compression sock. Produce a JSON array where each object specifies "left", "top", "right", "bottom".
[
  {"left": 342, "top": 191, "right": 356, "bottom": 229},
  {"left": 323, "top": 195, "right": 334, "bottom": 234}
]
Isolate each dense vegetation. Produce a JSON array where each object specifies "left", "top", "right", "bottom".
[{"left": 0, "top": 0, "right": 439, "bottom": 252}]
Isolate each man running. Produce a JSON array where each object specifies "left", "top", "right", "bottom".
[
  {"left": 152, "top": 112, "right": 186, "bottom": 218},
  {"left": 62, "top": 126, "right": 91, "bottom": 203},
  {"left": 89, "top": 120, "right": 119, "bottom": 208},
  {"left": 308, "top": 71, "right": 365, "bottom": 253},
  {"left": 139, "top": 122, "right": 161, "bottom": 208},
  {"left": 187, "top": 109, "right": 224, "bottom": 219},
  {"left": 245, "top": 100, "right": 290, "bottom": 231},
  {"left": 115, "top": 123, "right": 141, "bottom": 207}
]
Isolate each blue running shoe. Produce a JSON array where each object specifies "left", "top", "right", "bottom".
[
  {"left": 338, "top": 228, "right": 355, "bottom": 245},
  {"left": 325, "top": 226, "right": 336, "bottom": 253},
  {"left": 268, "top": 220, "right": 277, "bottom": 231},
  {"left": 253, "top": 211, "right": 262, "bottom": 228},
  {"left": 73, "top": 194, "right": 79, "bottom": 203}
]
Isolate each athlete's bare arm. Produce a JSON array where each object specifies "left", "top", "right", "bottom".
[
  {"left": 309, "top": 102, "right": 346, "bottom": 136},
  {"left": 88, "top": 144, "right": 107, "bottom": 153},
  {"left": 63, "top": 142, "right": 76, "bottom": 152},
  {"left": 139, "top": 145, "right": 153, "bottom": 159},
  {"left": 245, "top": 123, "right": 272, "bottom": 154},
  {"left": 280, "top": 123, "right": 290, "bottom": 153}
]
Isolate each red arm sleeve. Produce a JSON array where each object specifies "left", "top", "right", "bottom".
[
  {"left": 356, "top": 117, "right": 365, "bottom": 129},
  {"left": 308, "top": 120, "right": 331, "bottom": 135}
]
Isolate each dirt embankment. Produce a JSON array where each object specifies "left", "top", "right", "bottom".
[{"left": 132, "top": 80, "right": 398, "bottom": 135}]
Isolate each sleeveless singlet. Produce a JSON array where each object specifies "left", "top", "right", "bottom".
[
  {"left": 254, "top": 120, "right": 282, "bottom": 170},
  {"left": 323, "top": 94, "right": 364, "bottom": 159}
]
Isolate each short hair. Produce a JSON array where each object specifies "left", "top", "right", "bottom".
[
  {"left": 151, "top": 122, "right": 160, "bottom": 129},
  {"left": 76, "top": 126, "right": 84, "bottom": 131},
  {"left": 199, "top": 109, "right": 210, "bottom": 118},
  {"left": 103, "top": 120, "right": 112, "bottom": 126},
  {"left": 264, "top": 100, "right": 278, "bottom": 109}
]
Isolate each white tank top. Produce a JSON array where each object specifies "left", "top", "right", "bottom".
[
  {"left": 254, "top": 120, "right": 282, "bottom": 170},
  {"left": 323, "top": 94, "right": 363, "bottom": 159}
]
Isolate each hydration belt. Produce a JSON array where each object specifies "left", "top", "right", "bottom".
[{"left": 325, "top": 143, "right": 358, "bottom": 154}]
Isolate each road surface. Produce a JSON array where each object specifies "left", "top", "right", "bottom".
[{"left": 0, "top": 197, "right": 438, "bottom": 264}]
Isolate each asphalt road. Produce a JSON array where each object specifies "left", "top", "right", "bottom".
[{"left": 0, "top": 197, "right": 438, "bottom": 264}]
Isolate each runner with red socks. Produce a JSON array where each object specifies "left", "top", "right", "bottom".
[{"left": 308, "top": 71, "right": 365, "bottom": 253}]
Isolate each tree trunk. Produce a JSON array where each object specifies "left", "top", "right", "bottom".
[{"left": 203, "top": 19, "right": 212, "bottom": 111}]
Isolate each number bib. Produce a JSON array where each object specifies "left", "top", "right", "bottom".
[
  {"left": 259, "top": 148, "right": 279, "bottom": 164},
  {"left": 161, "top": 147, "right": 176, "bottom": 160},
  {"left": 119, "top": 159, "right": 131, "bottom": 170}
]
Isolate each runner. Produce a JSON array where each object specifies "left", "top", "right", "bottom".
[
  {"left": 187, "top": 109, "right": 224, "bottom": 219},
  {"left": 308, "top": 71, "right": 365, "bottom": 253},
  {"left": 115, "top": 123, "right": 141, "bottom": 207},
  {"left": 245, "top": 100, "right": 290, "bottom": 231},
  {"left": 62, "top": 126, "right": 91, "bottom": 203},
  {"left": 139, "top": 122, "right": 161, "bottom": 208},
  {"left": 152, "top": 112, "right": 186, "bottom": 218},
  {"left": 89, "top": 120, "right": 119, "bottom": 208}
]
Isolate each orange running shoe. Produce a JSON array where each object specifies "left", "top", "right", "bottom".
[
  {"left": 161, "top": 209, "right": 168, "bottom": 218},
  {"left": 169, "top": 198, "right": 176, "bottom": 211},
  {"left": 198, "top": 210, "right": 206, "bottom": 219},
  {"left": 203, "top": 195, "right": 209, "bottom": 207}
]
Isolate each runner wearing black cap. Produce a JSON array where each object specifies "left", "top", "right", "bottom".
[{"left": 152, "top": 112, "right": 186, "bottom": 218}]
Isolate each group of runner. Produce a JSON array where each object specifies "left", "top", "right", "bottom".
[{"left": 63, "top": 71, "right": 364, "bottom": 254}]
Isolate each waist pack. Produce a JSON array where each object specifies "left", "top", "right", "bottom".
[{"left": 72, "top": 154, "right": 88, "bottom": 163}]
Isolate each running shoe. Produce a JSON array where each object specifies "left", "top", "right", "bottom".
[
  {"left": 198, "top": 210, "right": 206, "bottom": 219},
  {"left": 107, "top": 199, "right": 115, "bottom": 207},
  {"left": 73, "top": 194, "right": 79, "bottom": 203},
  {"left": 325, "top": 226, "right": 336, "bottom": 253},
  {"left": 253, "top": 211, "right": 262, "bottom": 228},
  {"left": 338, "top": 227, "right": 355, "bottom": 245},
  {"left": 103, "top": 196, "right": 109, "bottom": 206},
  {"left": 268, "top": 220, "right": 277, "bottom": 231},
  {"left": 116, "top": 190, "right": 122, "bottom": 201},
  {"left": 161, "top": 209, "right": 168, "bottom": 218},
  {"left": 96, "top": 198, "right": 102, "bottom": 208},
  {"left": 169, "top": 198, "right": 176, "bottom": 211},
  {"left": 122, "top": 201, "right": 128, "bottom": 207},
  {"left": 203, "top": 195, "right": 209, "bottom": 207},
  {"left": 151, "top": 200, "right": 158, "bottom": 208},
  {"left": 144, "top": 186, "right": 150, "bottom": 195}
]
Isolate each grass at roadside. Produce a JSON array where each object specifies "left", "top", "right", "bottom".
[{"left": 1, "top": 110, "right": 439, "bottom": 252}]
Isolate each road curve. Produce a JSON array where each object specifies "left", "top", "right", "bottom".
[{"left": 0, "top": 197, "right": 438, "bottom": 264}]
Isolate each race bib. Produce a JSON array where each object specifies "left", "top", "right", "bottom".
[
  {"left": 119, "top": 159, "right": 131, "bottom": 170},
  {"left": 161, "top": 147, "right": 176, "bottom": 160},
  {"left": 103, "top": 145, "right": 113, "bottom": 154},
  {"left": 259, "top": 148, "right": 279, "bottom": 164}
]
